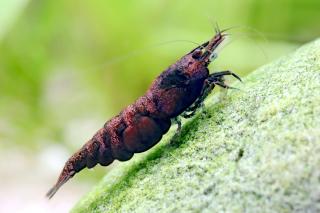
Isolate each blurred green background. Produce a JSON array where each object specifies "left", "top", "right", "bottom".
[{"left": 0, "top": 0, "right": 319, "bottom": 212}]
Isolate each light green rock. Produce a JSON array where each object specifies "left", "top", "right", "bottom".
[{"left": 72, "top": 39, "right": 320, "bottom": 213}]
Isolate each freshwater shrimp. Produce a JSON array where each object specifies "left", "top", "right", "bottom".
[{"left": 46, "top": 27, "right": 241, "bottom": 199}]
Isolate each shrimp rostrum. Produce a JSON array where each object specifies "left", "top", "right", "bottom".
[{"left": 46, "top": 28, "right": 241, "bottom": 199}]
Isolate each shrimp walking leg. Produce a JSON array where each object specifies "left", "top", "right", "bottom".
[{"left": 181, "top": 71, "right": 242, "bottom": 118}]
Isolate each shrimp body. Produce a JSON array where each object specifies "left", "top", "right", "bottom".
[{"left": 46, "top": 30, "right": 241, "bottom": 199}]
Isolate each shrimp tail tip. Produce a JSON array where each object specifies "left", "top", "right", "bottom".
[
  {"left": 46, "top": 185, "right": 58, "bottom": 199},
  {"left": 45, "top": 173, "right": 73, "bottom": 199}
]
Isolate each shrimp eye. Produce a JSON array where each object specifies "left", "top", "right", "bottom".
[{"left": 192, "top": 49, "right": 202, "bottom": 59}]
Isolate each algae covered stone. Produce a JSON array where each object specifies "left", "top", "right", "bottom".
[{"left": 72, "top": 39, "right": 320, "bottom": 213}]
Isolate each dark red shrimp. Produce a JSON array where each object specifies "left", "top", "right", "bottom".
[{"left": 46, "top": 28, "right": 241, "bottom": 199}]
